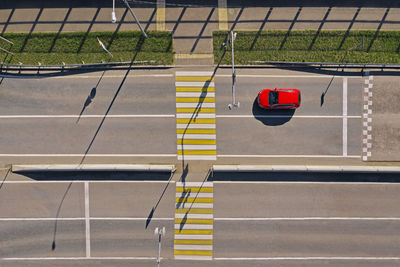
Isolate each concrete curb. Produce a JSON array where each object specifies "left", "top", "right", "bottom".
[
  {"left": 212, "top": 165, "right": 400, "bottom": 173},
  {"left": 12, "top": 164, "right": 176, "bottom": 172}
]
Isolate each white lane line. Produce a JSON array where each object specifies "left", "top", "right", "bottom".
[
  {"left": 174, "top": 255, "right": 213, "bottom": 260},
  {"left": 178, "top": 155, "right": 217, "bottom": 160},
  {"left": 2, "top": 257, "right": 157, "bottom": 260},
  {"left": 214, "top": 181, "right": 400, "bottom": 185},
  {"left": 0, "top": 154, "right": 177, "bottom": 157},
  {"left": 215, "top": 257, "right": 400, "bottom": 261},
  {"left": 343, "top": 77, "right": 348, "bottom": 157},
  {"left": 215, "top": 217, "right": 400, "bottom": 221},
  {"left": 217, "top": 115, "right": 361, "bottom": 118},
  {"left": 0, "top": 115, "right": 175, "bottom": 119},
  {"left": 1, "top": 181, "right": 176, "bottom": 184},
  {"left": 0, "top": 114, "right": 361, "bottom": 119},
  {"left": 53, "top": 74, "right": 174, "bottom": 79},
  {"left": 2, "top": 217, "right": 400, "bottom": 222},
  {"left": 84, "top": 182, "right": 90, "bottom": 258},
  {"left": 217, "top": 75, "right": 361, "bottom": 78},
  {"left": 218, "top": 155, "right": 360, "bottom": 158}
]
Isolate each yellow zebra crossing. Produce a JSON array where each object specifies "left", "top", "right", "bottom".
[
  {"left": 175, "top": 72, "right": 216, "bottom": 160},
  {"left": 174, "top": 182, "right": 214, "bottom": 260}
]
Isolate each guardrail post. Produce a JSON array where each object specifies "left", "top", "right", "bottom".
[
  {"left": 37, "top": 62, "right": 41, "bottom": 74},
  {"left": 19, "top": 62, "right": 22, "bottom": 74}
]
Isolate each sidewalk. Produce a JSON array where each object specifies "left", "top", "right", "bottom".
[{"left": 1, "top": 3, "right": 400, "bottom": 65}]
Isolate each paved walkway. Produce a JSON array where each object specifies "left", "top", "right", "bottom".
[{"left": 1, "top": 2, "right": 400, "bottom": 64}]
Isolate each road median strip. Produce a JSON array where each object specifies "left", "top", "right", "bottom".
[{"left": 11, "top": 164, "right": 176, "bottom": 172}]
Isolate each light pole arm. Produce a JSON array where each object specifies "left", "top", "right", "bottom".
[{"left": 121, "top": 0, "right": 147, "bottom": 38}]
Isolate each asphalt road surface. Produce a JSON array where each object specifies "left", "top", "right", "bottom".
[
  {"left": 0, "top": 67, "right": 363, "bottom": 161},
  {"left": 1, "top": 177, "right": 400, "bottom": 266}
]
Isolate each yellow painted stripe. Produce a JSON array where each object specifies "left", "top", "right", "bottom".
[
  {"left": 175, "top": 54, "right": 213, "bottom": 59},
  {"left": 176, "top": 197, "right": 213, "bottom": 203},
  {"left": 176, "top": 119, "right": 216, "bottom": 124},
  {"left": 174, "top": 250, "right": 212, "bottom": 256},
  {"left": 176, "top": 108, "right": 215, "bottom": 113},
  {"left": 174, "top": 229, "right": 213, "bottom": 235},
  {"left": 176, "top": 87, "right": 215, "bottom": 92},
  {"left": 176, "top": 76, "right": 214, "bottom": 82},
  {"left": 218, "top": 8, "right": 228, "bottom": 30},
  {"left": 175, "top": 219, "right": 213, "bottom": 224},
  {"left": 177, "top": 150, "right": 216, "bottom": 155},
  {"left": 176, "top": 97, "right": 215, "bottom": 103},
  {"left": 175, "top": 208, "right": 213, "bottom": 214},
  {"left": 177, "top": 129, "right": 215, "bottom": 134},
  {"left": 176, "top": 187, "right": 213, "bottom": 192},
  {"left": 174, "top": 239, "right": 213, "bottom": 245},
  {"left": 156, "top": 8, "right": 165, "bottom": 31},
  {"left": 177, "top": 139, "right": 216, "bottom": 145}
]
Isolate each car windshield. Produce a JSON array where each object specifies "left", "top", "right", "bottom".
[{"left": 268, "top": 90, "right": 279, "bottom": 105}]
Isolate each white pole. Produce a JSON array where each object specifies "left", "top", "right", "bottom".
[
  {"left": 228, "top": 31, "right": 239, "bottom": 110},
  {"left": 111, "top": 0, "right": 117, "bottom": 23}
]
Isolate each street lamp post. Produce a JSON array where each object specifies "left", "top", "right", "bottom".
[
  {"left": 111, "top": 0, "right": 117, "bottom": 23},
  {"left": 154, "top": 227, "right": 165, "bottom": 267},
  {"left": 228, "top": 31, "right": 239, "bottom": 110}
]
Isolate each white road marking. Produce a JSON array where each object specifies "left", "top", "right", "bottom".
[
  {"left": 218, "top": 155, "right": 360, "bottom": 158},
  {"left": 217, "top": 75, "right": 361, "bottom": 78},
  {"left": 176, "top": 123, "right": 216, "bottom": 129},
  {"left": 53, "top": 74, "right": 174, "bottom": 79},
  {"left": 178, "top": 155, "right": 217, "bottom": 160},
  {"left": 176, "top": 182, "right": 213, "bottom": 187},
  {"left": 84, "top": 182, "right": 90, "bottom": 258},
  {"left": 217, "top": 115, "right": 361, "bottom": 118},
  {"left": 214, "top": 181, "right": 400, "bottom": 185},
  {"left": 176, "top": 92, "right": 215, "bottom": 97},
  {"left": 175, "top": 81, "right": 215, "bottom": 87},
  {"left": 174, "top": 255, "right": 213, "bottom": 260},
  {"left": 176, "top": 103, "right": 215, "bottom": 108},
  {"left": 176, "top": 203, "right": 214, "bottom": 209},
  {"left": 215, "top": 257, "right": 400, "bottom": 261},
  {"left": 214, "top": 217, "right": 400, "bottom": 221},
  {"left": 174, "top": 245, "right": 213, "bottom": 250},
  {"left": 0, "top": 114, "right": 361, "bottom": 119},
  {"left": 176, "top": 71, "right": 214, "bottom": 76},
  {"left": 1, "top": 217, "right": 400, "bottom": 222},
  {"left": 0, "top": 154, "right": 177, "bottom": 157},
  {"left": 175, "top": 213, "right": 213, "bottom": 219},
  {"left": 176, "top": 113, "right": 215, "bottom": 119},
  {"left": 175, "top": 192, "right": 214, "bottom": 198},
  {"left": 0, "top": 115, "right": 175, "bottom": 119},
  {"left": 1, "top": 181, "right": 175, "bottom": 184},
  {"left": 175, "top": 234, "right": 213, "bottom": 240},
  {"left": 2, "top": 257, "right": 158, "bottom": 260},
  {"left": 343, "top": 77, "right": 348, "bottom": 157},
  {"left": 177, "top": 145, "right": 217, "bottom": 150},
  {"left": 177, "top": 134, "right": 216, "bottom": 139},
  {"left": 174, "top": 224, "right": 214, "bottom": 229}
]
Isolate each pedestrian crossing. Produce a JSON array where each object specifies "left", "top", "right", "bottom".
[
  {"left": 175, "top": 72, "right": 217, "bottom": 160},
  {"left": 174, "top": 182, "right": 214, "bottom": 260}
]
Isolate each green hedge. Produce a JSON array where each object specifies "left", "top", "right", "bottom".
[
  {"left": 213, "top": 30, "right": 400, "bottom": 64},
  {"left": 0, "top": 31, "right": 173, "bottom": 65}
]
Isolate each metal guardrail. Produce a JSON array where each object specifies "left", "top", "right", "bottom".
[{"left": 250, "top": 60, "right": 400, "bottom": 69}]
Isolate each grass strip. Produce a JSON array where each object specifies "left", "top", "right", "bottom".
[
  {"left": 213, "top": 30, "right": 400, "bottom": 64},
  {"left": 0, "top": 31, "right": 173, "bottom": 65}
]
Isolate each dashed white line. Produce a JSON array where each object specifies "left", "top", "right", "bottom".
[
  {"left": 84, "top": 182, "right": 90, "bottom": 258},
  {"left": 343, "top": 77, "right": 348, "bottom": 157}
]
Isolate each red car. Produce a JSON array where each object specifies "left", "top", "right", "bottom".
[{"left": 257, "top": 88, "right": 301, "bottom": 109}]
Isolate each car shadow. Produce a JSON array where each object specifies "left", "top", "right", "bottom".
[{"left": 252, "top": 97, "right": 295, "bottom": 126}]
